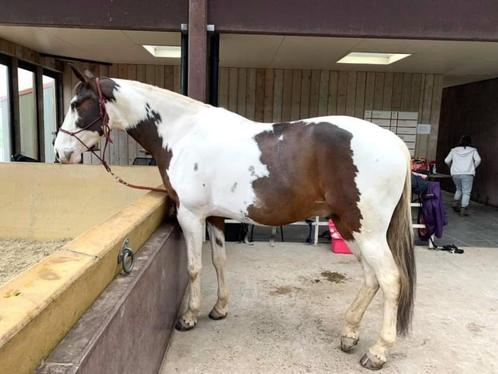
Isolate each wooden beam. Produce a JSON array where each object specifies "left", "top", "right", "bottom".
[
  {"left": 209, "top": 0, "right": 498, "bottom": 42},
  {"left": 188, "top": 0, "right": 207, "bottom": 102}
]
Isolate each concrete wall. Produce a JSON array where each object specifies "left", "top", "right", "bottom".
[
  {"left": 437, "top": 78, "right": 498, "bottom": 206},
  {"left": 0, "top": 162, "right": 162, "bottom": 240}
]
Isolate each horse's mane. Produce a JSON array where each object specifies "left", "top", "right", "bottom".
[{"left": 112, "top": 78, "right": 211, "bottom": 109}]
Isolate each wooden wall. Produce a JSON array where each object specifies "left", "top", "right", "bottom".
[
  {"left": 437, "top": 79, "right": 498, "bottom": 206},
  {"left": 219, "top": 68, "right": 443, "bottom": 159},
  {"left": 62, "top": 64, "right": 443, "bottom": 164}
]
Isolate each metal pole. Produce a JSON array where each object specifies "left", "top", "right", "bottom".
[
  {"left": 208, "top": 31, "right": 219, "bottom": 106},
  {"left": 180, "top": 24, "right": 188, "bottom": 95}
]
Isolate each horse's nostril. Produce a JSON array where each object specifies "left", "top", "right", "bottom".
[{"left": 56, "top": 150, "right": 73, "bottom": 163}]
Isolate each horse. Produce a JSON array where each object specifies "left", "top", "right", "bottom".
[{"left": 54, "top": 66, "right": 415, "bottom": 370}]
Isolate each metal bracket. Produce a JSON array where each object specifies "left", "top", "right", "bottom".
[
  {"left": 117, "top": 238, "right": 134, "bottom": 275},
  {"left": 180, "top": 24, "right": 215, "bottom": 31}
]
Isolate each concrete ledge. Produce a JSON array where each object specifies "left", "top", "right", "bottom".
[
  {"left": 0, "top": 163, "right": 162, "bottom": 241},
  {"left": 37, "top": 223, "right": 187, "bottom": 374},
  {"left": 0, "top": 191, "right": 168, "bottom": 374}
]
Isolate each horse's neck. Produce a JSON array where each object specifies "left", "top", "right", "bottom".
[{"left": 107, "top": 79, "right": 208, "bottom": 150}]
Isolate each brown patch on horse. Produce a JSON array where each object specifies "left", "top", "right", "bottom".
[
  {"left": 72, "top": 78, "right": 120, "bottom": 135},
  {"left": 248, "top": 121, "right": 362, "bottom": 239},
  {"left": 126, "top": 106, "right": 179, "bottom": 205}
]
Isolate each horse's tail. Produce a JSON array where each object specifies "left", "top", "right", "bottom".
[{"left": 387, "top": 159, "right": 416, "bottom": 336}]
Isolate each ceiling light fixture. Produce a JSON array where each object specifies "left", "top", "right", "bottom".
[
  {"left": 143, "top": 45, "right": 181, "bottom": 58},
  {"left": 337, "top": 52, "right": 411, "bottom": 65}
]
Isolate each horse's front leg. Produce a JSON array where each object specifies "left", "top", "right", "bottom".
[
  {"left": 206, "top": 217, "right": 229, "bottom": 320},
  {"left": 175, "top": 207, "right": 204, "bottom": 331}
]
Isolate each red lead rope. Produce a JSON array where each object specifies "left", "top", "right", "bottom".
[{"left": 59, "top": 78, "right": 168, "bottom": 194}]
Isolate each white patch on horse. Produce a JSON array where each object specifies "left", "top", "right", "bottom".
[
  {"left": 54, "top": 106, "right": 99, "bottom": 163},
  {"left": 278, "top": 134, "right": 284, "bottom": 141},
  {"left": 104, "top": 80, "right": 272, "bottom": 222}
]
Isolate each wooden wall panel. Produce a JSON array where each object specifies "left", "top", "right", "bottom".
[
  {"left": 60, "top": 62, "right": 443, "bottom": 163},
  {"left": 281, "top": 69, "right": 293, "bottom": 121},
  {"left": 214, "top": 67, "right": 443, "bottom": 159},
  {"left": 272, "top": 69, "right": 284, "bottom": 122},
  {"left": 255, "top": 69, "right": 265, "bottom": 122},
  {"left": 246, "top": 68, "right": 256, "bottom": 120},
  {"left": 318, "top": 70, "right": 330, "bottom": 116},
  {"left": 263, "top": 68, "right": 274, "bottom": 122}
]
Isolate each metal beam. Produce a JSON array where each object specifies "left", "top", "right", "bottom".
[
  {"left": 9, "top": 57, "right": 20, "bottom": 156},
  {"left": 187, "top": 0, "right": 208, "bottom": 101},
  {"left": 208, "top": 31, "right": 219, "bottom": 106},
  {"left": 209, "top": 0, "right": 498, "bottom": 42},
  {"left": 35, "top": 65, "right": 45, "bottom": 161},
  {"left": 180, "top": 26, "right": 189, "bottom": 95}
]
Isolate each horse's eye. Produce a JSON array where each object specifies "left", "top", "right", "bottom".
[{"left": 71, "top": 101, "right": 80, "bottom": 110}]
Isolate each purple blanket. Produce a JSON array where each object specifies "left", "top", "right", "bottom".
[{"left": 419, "top": 181, "right": 448, "bottom": 240}]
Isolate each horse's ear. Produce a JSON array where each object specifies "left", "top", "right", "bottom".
[
  {"left": 83, "top": 69, "right": 95, "bottom": 81},
  {"left": 70, "top": 64, "right": 88, "bottom": 83}
]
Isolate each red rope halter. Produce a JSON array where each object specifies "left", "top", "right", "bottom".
[{"left": 59, "top": 78, "right": 168, "bottom": 194}]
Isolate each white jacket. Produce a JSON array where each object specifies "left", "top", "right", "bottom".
[{"left": 445, "top": 146, "right": 481, "bottom": 175}]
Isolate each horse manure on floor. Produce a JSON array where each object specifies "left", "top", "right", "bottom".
[
  {"left": 0, "top": 239, "right": 69, "bottom": 287},
  {"left": 320, "top": 270, "right": 346, "bottom": 283},
  {"left": 269, "top": 286, "right": 303, "bottom": 296}
]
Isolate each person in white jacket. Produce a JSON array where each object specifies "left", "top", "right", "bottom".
[{"left": 445, "top": 135, "right": 481, "bottom": 216}]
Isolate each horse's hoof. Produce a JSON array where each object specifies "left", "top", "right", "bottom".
[
  {"left": 360, "top": 352, "right": 385, "bottom": 370},
  {"left": 340, "top": 336, "right": 359, "bottom": 352},
  {"left": 209, "top": 308, "right": 228, "bottom": 320},
  {"left": 175, "top": 318, "right": 197, "bottom": 331}
]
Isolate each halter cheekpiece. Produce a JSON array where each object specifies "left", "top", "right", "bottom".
[{"left": 59, "top": 78, "right": 167, "bottom": 194}]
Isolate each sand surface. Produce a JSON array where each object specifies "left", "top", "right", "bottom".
[{"left": 0, "top": 239, "right": 68, "bottom": 287}]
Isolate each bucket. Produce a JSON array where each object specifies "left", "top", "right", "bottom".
[{"left": 328, "top": 219, "right": 352, "bottom": 254}]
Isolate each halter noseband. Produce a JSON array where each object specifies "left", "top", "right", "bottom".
[{"left": 59, "top": 78, "right": 167, "bottom": 194}]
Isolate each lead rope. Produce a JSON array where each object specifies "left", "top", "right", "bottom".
[{"left": 59, "top": 78, "right": 168, "bottom": 194}]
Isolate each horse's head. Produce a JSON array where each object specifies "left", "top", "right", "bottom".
[{"left": 54, "top": 66, "right": 117, "bottom": 164}]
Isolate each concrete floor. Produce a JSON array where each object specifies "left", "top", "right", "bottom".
[{"left": 161, "top": 242, "right": 498, "bottom": 373}]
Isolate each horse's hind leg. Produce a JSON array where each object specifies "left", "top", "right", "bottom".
[
  {"left": 175, "top": 207, "right": 204, "bottom": 331},
  {"left": 206, "top": 217, "right": 229, "bottom": 320},
  {"left": 341, "top": 253, "right": 379, "bottom": 352},
  {"left": 356, "top": 235, "right": 401, "bottom": 370}
]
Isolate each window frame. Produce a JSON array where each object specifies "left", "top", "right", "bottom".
[
  {"left": 17, "top": 60, "right": 39, "bottom": 160},
  {"left": 0, "top": 53, "right": 14, "bottom": 158},
  {"left": 0, "top": 52, "right": 63, "bottom": 162},
  {"left": 41, "top": 68, "right": 63, "bottom": 162}
]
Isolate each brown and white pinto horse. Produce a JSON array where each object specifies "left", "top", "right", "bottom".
[{"left": 55, "top": 67, "right": 415, "bottom": 370}]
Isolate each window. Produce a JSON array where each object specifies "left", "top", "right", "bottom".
[
  {"left": 0, "top": 62, "right": 10, "bottom": 162},
  {"left": 0, "top": 53, "right": 61, "bottom": 162},
  {"left": 42, "top": 75, "right": 57, "bottom": 163},
  {"left": 18, "top": 66, "right": 38, "bottom": 160}
]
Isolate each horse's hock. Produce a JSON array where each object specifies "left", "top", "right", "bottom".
[{"left": 0, "top": 163, "right": 187, "bottom": 374}]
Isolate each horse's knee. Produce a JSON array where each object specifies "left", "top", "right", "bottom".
[{"left": 188, "top": 265, "right": 201, "bottom": 281}]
